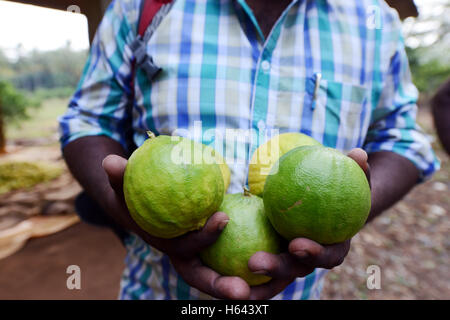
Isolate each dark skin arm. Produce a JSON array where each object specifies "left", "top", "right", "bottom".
[
  {"left": 63, "top": 136, "right": 419, "bottom": 300},
  {"left": 366, "top": 151, "right": 419, "bottom": 222},
  {"left": 431, "top": 79, "right": 450, "bottom": 154}
]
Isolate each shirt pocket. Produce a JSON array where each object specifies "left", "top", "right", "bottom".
[{"left": 305, "top": 75, "right": 371, "bottom": 152}]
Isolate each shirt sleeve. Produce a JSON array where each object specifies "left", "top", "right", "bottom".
[
  {"left": 58, "top": 0, "right": 139, "bottom": 150},
  {"left": 363, "top": 9, "right": 440, "bottom": 182}
]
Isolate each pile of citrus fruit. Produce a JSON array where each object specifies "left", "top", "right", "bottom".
[{"left": 123, "top": 131, "right": 371, "bottom": 285}]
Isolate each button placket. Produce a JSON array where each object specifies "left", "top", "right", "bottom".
[{"left": 261, "top": 60, "right": 271, "bottom": 73}]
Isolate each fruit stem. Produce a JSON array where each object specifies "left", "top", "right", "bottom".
[
  {"left": 243, "top": 187, "right": 251, "bottom": 197},
  {"left": 146, "top": 131, "right": 156, "bottom": 139}
]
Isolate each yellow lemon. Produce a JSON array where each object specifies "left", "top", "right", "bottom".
[{"left": 248, "top": 132, "right": 321, "bottom": 196}]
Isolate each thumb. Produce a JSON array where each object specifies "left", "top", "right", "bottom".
[
  {"left": 168, "top": 211, "right": 230, "bottom": 259},
  {"left": 347, "top": 148, "right": 371, "bottom": 186},
  {"left": 102, "top": 154, "right": 128, "bottom": 196}
]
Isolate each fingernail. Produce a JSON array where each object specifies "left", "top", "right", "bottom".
[
  {"left": 218, "top": 219, "right": 230, "bottom": 230},
  {"left": 293, "top": 250, "right": 309, "bottom": 258},
  {"left": 101, "top": 157, "right": 108, "bottom": 169},
  {"left": 253, "top": 270, "right": 268, "bottom": 275}
]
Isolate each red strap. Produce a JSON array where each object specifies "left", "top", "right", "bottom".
[
  {"left": 127, "top": 0, "right": 172, "bottom": 152},
  {"left": 138, "top": 0, "right": 172, "bottom": 36},
  {"left": 130, "top": 0, "right": 172, "bottom": 126}
]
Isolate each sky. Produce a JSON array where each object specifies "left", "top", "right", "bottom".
[
  {"left": 0, "top": 0, "right": 446, "bottom": 58},
  {"left": 0, "top": 0, "right": 89, "bottom": 58}
]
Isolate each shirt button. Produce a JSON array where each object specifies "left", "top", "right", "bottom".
[{"left": 261, "top": 60, "right": 271, "bottom": 72}]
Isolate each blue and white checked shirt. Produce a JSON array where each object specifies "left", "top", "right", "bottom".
[{"left": 59, "top": 0, "right": 439, "bottom": 300}]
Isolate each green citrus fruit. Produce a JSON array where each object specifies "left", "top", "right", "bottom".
[
  {"left": 248, "top": 132, "right": 321, "bottom": 196},
  {"left": 263, "top": 146, "right": 371, "bottom": 244},
  {"left": 124, "top": 133, "right": 226, "bottom": 239},
  {"left": 200, "top": 191, "right": 282, "bottom": 286}
]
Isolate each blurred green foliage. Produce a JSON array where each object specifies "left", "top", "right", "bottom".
[
  {"left": 406, "top": 46, "right": 450, "bottom": 97},
  {"left": 32, "top": 87, "right": 76, "bottom": 101},
  {"left": 0, "top": 45, "right": 87, "bottom": 127},
  {"left": 0, "top": 80, "right": 40, "bottom": 123},
  {"left": 0, "top": 46, "right": 87, "bottom": 96}
]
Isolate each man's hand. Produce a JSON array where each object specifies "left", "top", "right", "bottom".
[
  {"left": 102, "top": 155, "right": 251, "bottom": 300},
  {"left": 103, "top": 148, "right": 370, "bottom": 300},
  {"left": 245, "top": 148, "right": 370, "bottom": 300},
  {"left": 64, "top": 136, "right": 418, "bottom": 300},
  {"left": 99, "top": 146, "right": 417, "bottom": 301}
]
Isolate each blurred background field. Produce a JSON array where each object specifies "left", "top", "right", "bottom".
[
  {"left": 0, "top": 0, "right": 448, "bottom": 300},
  {"left": 6, "top": 97, "right": 67, "bottom": 141}
]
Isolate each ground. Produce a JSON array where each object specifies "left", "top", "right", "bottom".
[
  {"left": 0, "top": 97, "right": 448, "bottom": 299},
  {"left": 0, "top": 223, "right": 125, "bottom": 299}
]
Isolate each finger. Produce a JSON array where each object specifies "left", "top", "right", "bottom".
[
  {"left": 347, "top": 148, "right": 371, "bottom": 185},
  {"left": 247, "top": 251, "right": 314, "bottom": 280},
  {"left": 347, "top": 148, "right": 368, "bottom": 170},
  {"left": 171, "top": 257, "right": 250, "bottom": 300},
  {"left": 288, "top": 238, "right": 351, "bottom": 269},
  {"left": 248, "top": 277, "right": 295, "bottom": 300},
  {"left": 167, "top": 211, "right": 230, "bottom": 258},
  {"left": 213, "top": 275, "right": 251, "bottom": 300},
  {"left": 102, "top": 154, "right": 128, "bottom": 195}
]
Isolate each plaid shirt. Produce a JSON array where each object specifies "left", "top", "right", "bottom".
[{"left": 59, "top": 0, "right": 439, "bottom": 300}]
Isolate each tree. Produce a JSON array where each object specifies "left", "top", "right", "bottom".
[
  {"left": 0, "top": 50, "right": 15, "bottom": 79},
  {"left": 10, "top": 46, "right": 87, "bottom": 91},
  {"left": 0, "top": 80, "right": 39, "bottom": 153},
  {"left": 406, "top": 46, "right": 450, "bottom": 100},
  {"left": 403, "top": 0, "right": 450, "bottom": 102}
]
